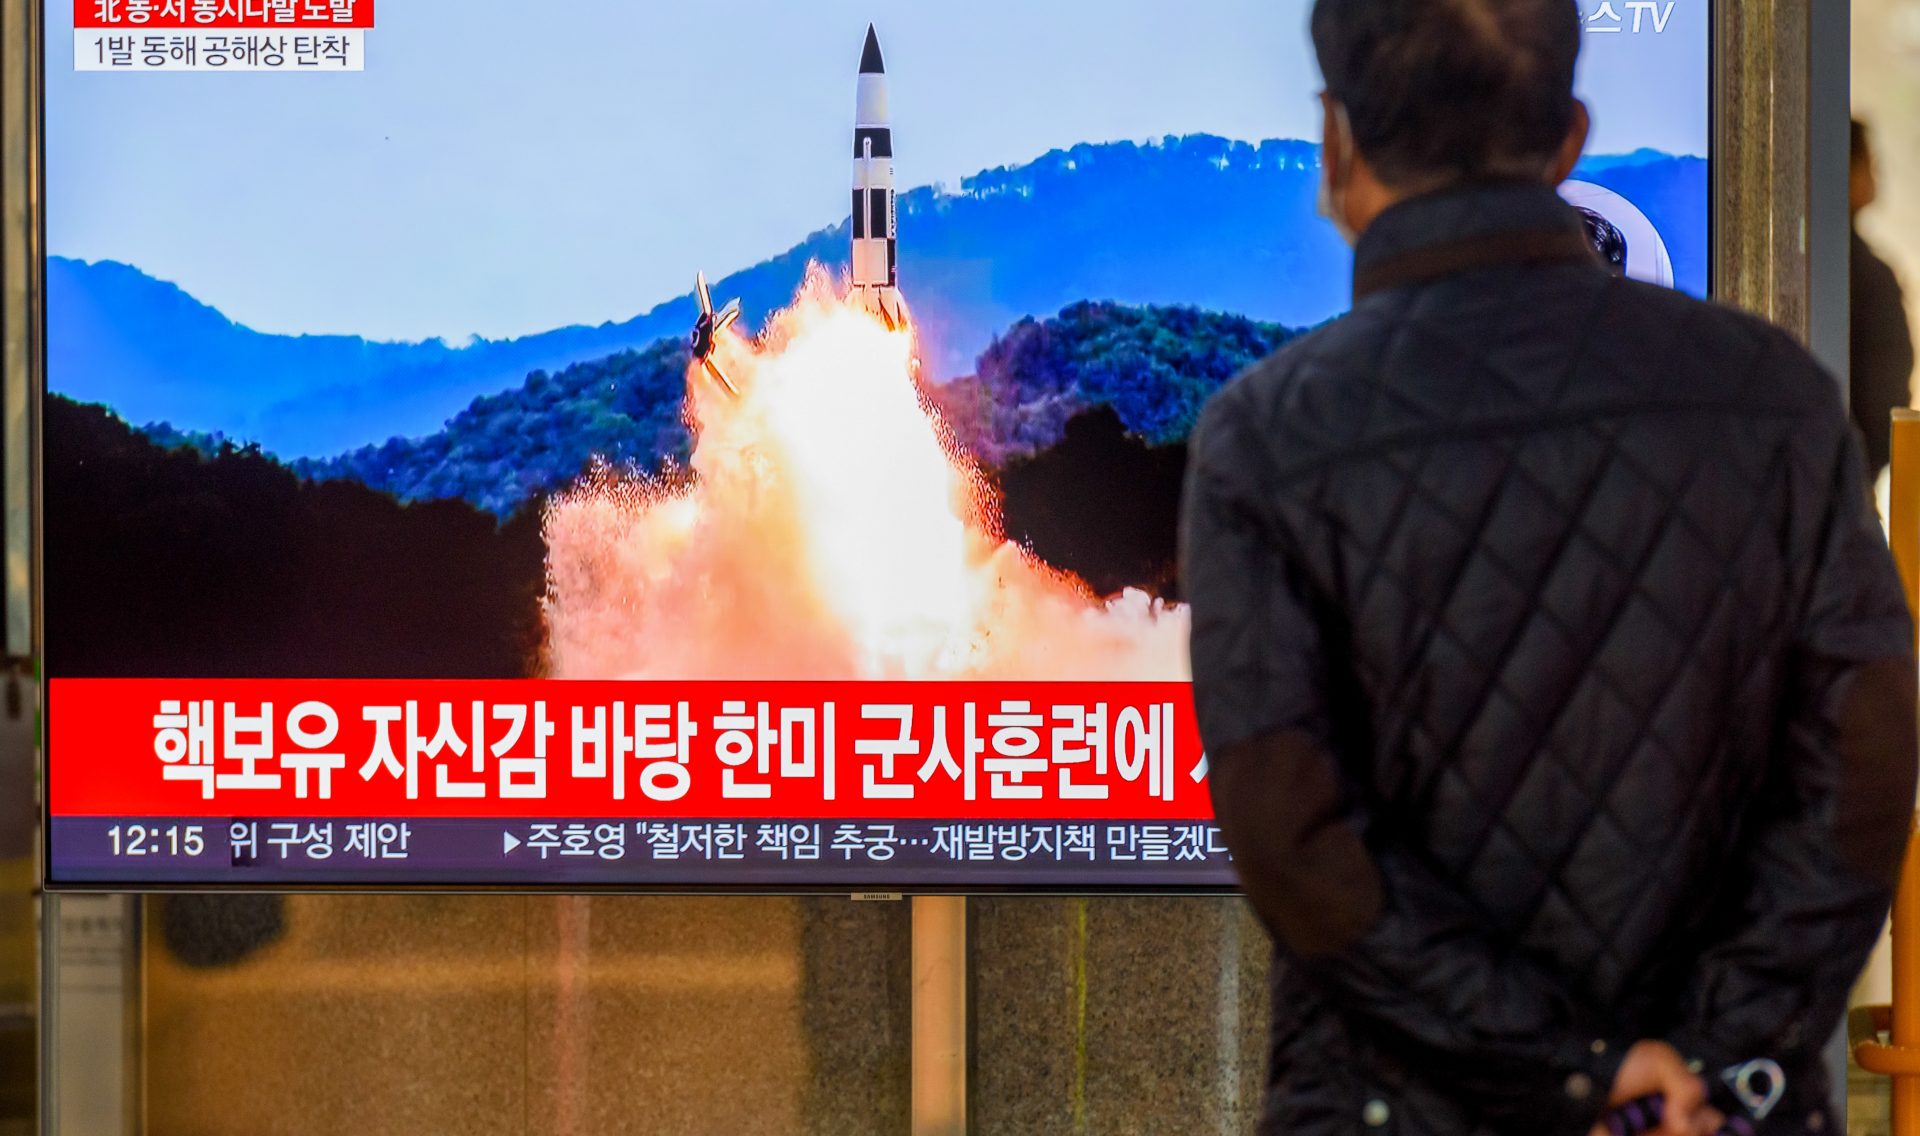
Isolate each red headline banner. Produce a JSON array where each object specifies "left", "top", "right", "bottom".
[
  {"left": 77, "top": 0, "right": 372, "bottom": 28},
  {"left": 50, "top": 679, "right": 1213, "bottom": 822}
]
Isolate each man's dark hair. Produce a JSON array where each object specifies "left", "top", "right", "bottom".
[
  {"left": 1312, "top": 0, "right": 1582, "bottom": 186},
  {"left": 1576, "top": 207, "right": 1628, "bottom": 274},
  {"left": 1853, "top": 118, "right": 1871, "bottom": 167}
]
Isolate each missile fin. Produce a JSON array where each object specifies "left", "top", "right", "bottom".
[{"left": 703, "top": 358, "right": 738, "bottom": 397}]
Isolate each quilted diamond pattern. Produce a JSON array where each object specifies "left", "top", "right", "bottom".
[{"left": 1188, "top": 185, "right": 1912, "bottom": 1136}]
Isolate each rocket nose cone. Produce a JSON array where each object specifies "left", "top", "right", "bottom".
[{"left": 860, "top": 25, "right": 885, "bottom": 74}]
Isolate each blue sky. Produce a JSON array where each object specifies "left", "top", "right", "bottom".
[{"left": 45, "top": 0, "right": 1709, "bottom": 342}]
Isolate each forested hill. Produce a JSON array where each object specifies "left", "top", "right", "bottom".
[
  {"left": 927, "top": 301, "right": 1301, "bottom": 467},
  {"left": 52, "top": 135, "right": 1339, "bottom": 456},
  {"left": 279, "top": 300, "right": 1300, "bottom": 517},
  {"left": 50, "top": 136, "right": 1700, "bottom": 457},
  {"left": 289, "top": 340, "right": 691, "bottom": 517}
]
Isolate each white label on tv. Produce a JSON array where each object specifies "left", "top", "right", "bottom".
[{"left": 76, "top": 28, "right": 364, "bottom": 71}]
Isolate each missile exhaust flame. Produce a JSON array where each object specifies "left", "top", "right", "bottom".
[{"left": 541, "top": 271, "right": 1188, "bottom": 682}]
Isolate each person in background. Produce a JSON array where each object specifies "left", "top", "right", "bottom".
[
  {"left": 1181, "top": 2, "right": 1919, "bottom": 1135},
  {"left": 1852, "top": 118, "right": 1915, "bottom": 478}
]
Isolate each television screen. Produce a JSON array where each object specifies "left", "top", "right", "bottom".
[{"left": 42, "top": 0, "right": 1711, "bottom": 889}]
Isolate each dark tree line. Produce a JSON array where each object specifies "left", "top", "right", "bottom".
[
  {"left": 998, "top": 406, "right": 1188, "bottom": 602},
  {"left": 50, "top": 395, "right": 1199, "bottom": 679},
  {"left": 47, "top": 395, "right": 546, "bottom": 678}
]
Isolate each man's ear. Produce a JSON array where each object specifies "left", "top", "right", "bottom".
[
  {"left": 1551, "top": 100, "right": 1592, "bottom": 184},
  {"left": 1320, "top": 92, "right": 1345, "bottom": 185}
]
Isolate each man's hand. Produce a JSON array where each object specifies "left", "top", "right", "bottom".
[{"left": 1585, "top": 1041, "right": 1725, "bottom": 1136}]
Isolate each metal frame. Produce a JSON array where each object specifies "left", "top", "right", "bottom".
[
  {"left": 1805, "top": 6, "right": 1853, "bottom": 1126},
  {"left": 2, "top": 0, "right": 35, "bottom": 666},
  {"left": 1806, "top": 2, "right": 1852, "bottom": 381},
  {"left": 0, "top": 0, "right": 44, "bottom": 1132},
  {"left": 1711, "top": 0, "right": 1824, "bottom": 336}
]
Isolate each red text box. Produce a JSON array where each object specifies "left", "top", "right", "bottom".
[{"left": 49, "top": 678, "right": 1213, "bottom": 822}]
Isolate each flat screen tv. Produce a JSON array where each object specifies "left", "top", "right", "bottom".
[{"left": 39, "top": 0, "right": 1712, "bottom": 890}]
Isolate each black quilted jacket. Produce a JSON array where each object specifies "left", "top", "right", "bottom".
[{"left": 1182, "top": 183, "right": 1917, "bottom": 1136}]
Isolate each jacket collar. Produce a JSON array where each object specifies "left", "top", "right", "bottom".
[{"left": 1351, "top": 181, "right": 1600, "bottom": 302}]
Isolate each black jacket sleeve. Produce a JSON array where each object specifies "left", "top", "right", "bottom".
[
  {"left": 1668, "top": 398, "right": 1917, "bottom": 1110},
  {"left": 1181, "top": 390, "right": 1627, "bottom": 1136}
]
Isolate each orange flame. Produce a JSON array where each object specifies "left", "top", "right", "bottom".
[{"left": 542, "top": 269, "right": 1188, "bottom": 681}]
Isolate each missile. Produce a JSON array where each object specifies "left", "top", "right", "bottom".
[
  {"left": 851, "top": 24, "right": 907, "bottom": 331},
  {"left": 690, "top": 271, "right": 741, "bottom": 396}
]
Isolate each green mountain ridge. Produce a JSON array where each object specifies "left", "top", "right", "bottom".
[{"left": 200, "top": 300, "right": 1303, "bottom": 517}]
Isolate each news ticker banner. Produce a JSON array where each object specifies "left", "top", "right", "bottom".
[
  {"left": 47, "top": 678, "right": 1237, "bottom": 888},
  {"left": 74, "top": 0, "right": 371, "bottom": 71}
]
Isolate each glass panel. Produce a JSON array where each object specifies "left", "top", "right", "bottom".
[
  {"left": 140, "top": 895, "right": 910, "bottom": 1135},
  {"left": 969, "top": 897, "right": 1269, "bottom": 1134}
]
